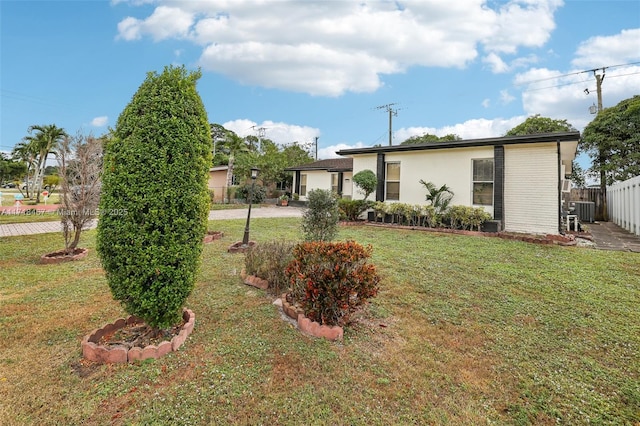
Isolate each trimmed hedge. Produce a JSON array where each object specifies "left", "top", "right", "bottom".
[{"left": 97, "top": 66, "right": 212, "bottom": 329}]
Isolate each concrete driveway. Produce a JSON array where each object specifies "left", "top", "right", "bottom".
[{"left": 0, "top": 206, "right": 304, "bottom": 237}]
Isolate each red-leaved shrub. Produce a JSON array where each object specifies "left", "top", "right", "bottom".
[{"left": 285, "top": 241, "right": 380, "bottom": 326}]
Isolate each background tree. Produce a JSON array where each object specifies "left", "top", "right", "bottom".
[
  {"left": 22, "top": 124, "right": 67, "bottom": 202},
  {"left": 58, "top": 132, "right": 102, "bottom": 254},
  {"left": 11, "top": 141, "right": 37, "bottom": 197},
  {"left": 581, "top": 95, "right": 640, "bottom": 186},
  {"left": 505, "top": 114, "right": 585, "bottom": 186},
  {"left": 352, "top": 169, "right": 377, "bottom": 200},
  {"left": 505, "top": 115, "right": 576, "bottom": 136},
  {"left": 97, "top": 65, "right": 212, "bottom": 330},
  {"left": 0, "top": 153, "right": 27, "bottom": 185},
  {"left": 401, "top": 133, "right": 461, "bottom": 145}
]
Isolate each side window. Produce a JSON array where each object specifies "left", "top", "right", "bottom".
[
  {"left": 331, "top": 173, "right": 339, "bottom": 194},
  {"left": 385, "top": 162, "right": 400, "bottom": 200},
  {"left": 300, "top": 174, "right": 307, "bottom": 196},
  {"left": 472, "top": 159, "right": 493, "bottom": 206}
]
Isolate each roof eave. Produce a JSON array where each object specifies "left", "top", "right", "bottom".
[{"left": 336, "top": 131, "right": 581, "bottom": 156}]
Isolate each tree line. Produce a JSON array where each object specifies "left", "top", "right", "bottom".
[{"left": 3, "top": 95, "right": 638, "bottom": 198}]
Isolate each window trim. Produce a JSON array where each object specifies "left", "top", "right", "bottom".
[
  {"left": 300, "top": 174, "right": 307, "bottom": 196},
  {"left": 472, "top": 158, "right": 494, "bottom": 206},
  {"left": 385, "top": 162, "right": 400, "bottom": 201},
  {"left": 330, "top": 173, "right": 339, "bottom": 194}
]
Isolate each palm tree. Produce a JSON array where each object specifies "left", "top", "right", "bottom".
[
  {"left": 419, "top": 180, "right": 454, "bottom": 214},
  {"left": 11, "top": 141, "right": 38, "bottom": 198},
  {"left": 22, "top": 124, "right": 67, "bottom": 202}
]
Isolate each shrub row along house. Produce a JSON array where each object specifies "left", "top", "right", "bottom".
[{"left": 286, "top": 132, "right": 580, "bottom": 236}]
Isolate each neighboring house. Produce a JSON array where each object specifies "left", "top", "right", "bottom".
[
  {"left": 333, "top": 132, "right": 579, "bottom": 235},
  {"left": 208, "top": 166, "right": 229, "bottom": 202},
  {"left": 285, "top": 158, "right": 353, "bottom": 200}
]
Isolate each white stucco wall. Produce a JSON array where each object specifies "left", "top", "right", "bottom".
[
  {"left": 350, "top": 147, "right": 494, "bottom": 216},
  {"left": 292, "top": 170, "right": 353, "bottom": 200},
  {"left": 504, "top": 143, "right": 559, "bottom": 235},
  {"left": 342, "top": 172, "right": 353, "bottom": 198}
]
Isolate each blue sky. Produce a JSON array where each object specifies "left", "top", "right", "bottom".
[{"left": 1, "top": 0, "right": 639, "bottom": 172}]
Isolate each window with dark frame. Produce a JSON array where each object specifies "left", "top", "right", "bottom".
[
  {"left": 472, "top": 159, "right": 494, "bottom": 206},
  {"left": 385, "top": 162, "right": 400, "bottom": 200}
]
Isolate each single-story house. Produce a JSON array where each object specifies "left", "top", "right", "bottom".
[
  {"left": 285, "top": 158, "right": 353, "bottom": 200},
  {"left": 289, "top": 132, "right": 579, "bottom": 235}
]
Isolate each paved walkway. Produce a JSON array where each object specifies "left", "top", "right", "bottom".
[
  {"left": 0, "top": 206, "right": 304, "bottom": 237},
  {"left": 585, "top": 221, "right": 640, "bottom": 253}
]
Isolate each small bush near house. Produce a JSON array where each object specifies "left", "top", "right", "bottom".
[
  {"left": 285, "top": 240, "right": 380, "bottom": 326},
  {"left": 338, "top": 198, "right": 371, "bottom": 221},
  {"left": 236, "top": 183, "right": 266, "bottom": 204},
  {"left": 370, "top": 201, "right": 490, "bottom": 231},
  {"left": 444, "top": 205, "right": 491, "bottom": 231},
  {"left": 244, "top": 240, "right": 295, "bottom": 296},
  {"left": 352, "top": 169, "right": 377, "bottom": 200},
  {"left": 301, "top": 189, "right": 340, "bottom": 241}
]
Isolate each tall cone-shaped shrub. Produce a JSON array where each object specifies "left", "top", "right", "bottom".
[{"left": 97, "top": 66, "right": 212, "bottom": 329}]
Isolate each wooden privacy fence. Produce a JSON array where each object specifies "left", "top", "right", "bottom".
[
  {"left": 569, "top": 188, "right": 606, "bottom": 221},
  {"left": 607, "top": 176, "right": 640, "bottom": 236}
]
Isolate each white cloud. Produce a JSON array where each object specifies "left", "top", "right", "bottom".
[
  {"left": 482, "top": 0, "right": 561, "bottom": 54},
  {"left": 572, "top": 28, "right": 640, "bottom": 68},
  {"left": 115, "top": 0, "right": 563, "bottom": 96},
  {"left": 500, "top": 90, "right": 515, "bottom": 104},
  {"left": 321, "top": 142, "right": 367, "bottom": 159},
  {"left": 514, "top": 63, "right": 640, "bottom": 132},
  {"left": 117, "top": 6, "right": 193, "bottom": 41},
  {"left": 222, "top": 119, "right": 319, "bottom": 146},
  {"left": 482, "top": 98, "right": 491, "bottom": 108},
  {"left": 483, "top": 52, "right": 509, "bottom": 73},
  {"left": 395, "top": 116, "right": 524, "bottom": 142},
  {"left": 91, "top": 116, "right": 108, "bottom": 127}
]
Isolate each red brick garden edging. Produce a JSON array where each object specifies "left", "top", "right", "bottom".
[
  {"left": 81, "top": 309, "right": 195, "bottom": 364},
  {"left": 280, "top": 295, "right": 344, "bottom": 341}
]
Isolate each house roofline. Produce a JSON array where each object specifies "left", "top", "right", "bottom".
[
  {"left": 285, "top": 158, "right": 353, "bottom": 172},
  {"left": 335, "top": 131, "right": 580, "bottom": 156}
]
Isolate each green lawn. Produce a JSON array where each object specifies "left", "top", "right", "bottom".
[{"left": 0, "top": 218, "right": 638, "bottom": 425}]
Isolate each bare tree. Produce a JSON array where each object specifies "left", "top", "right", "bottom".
[{"left": 58, "top": 132, "right": 103, "bottom": 254}]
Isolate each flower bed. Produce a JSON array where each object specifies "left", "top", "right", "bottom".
[{"left": 82, "top": 309, "right": 195, "bottom": 364}]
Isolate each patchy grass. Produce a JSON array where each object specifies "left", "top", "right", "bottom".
[{"left": 0, "top": 219, "right": 638, "bottom": 425}]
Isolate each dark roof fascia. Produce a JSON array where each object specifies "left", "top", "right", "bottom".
[
  {"left": 285, "top": 158, "right": 353, "bottom": 172},
  {"left": 335, "top": 131, "right": 581, "bottom": 156},
  {"left": 284, "top": 165, "right": 353, "bottom": 172}
]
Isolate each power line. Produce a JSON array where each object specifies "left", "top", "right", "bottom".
[
  {"left": 515, "top": 61, "right": 640, "bottom": 86},
  {"left": 520, "top": 70, "right": 640, "bottom": 93}
]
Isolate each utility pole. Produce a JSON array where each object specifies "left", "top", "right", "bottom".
[
  {"left": 250, "top": 126, "right": 266, "bottom": 151},
  {"left": 593, "top": 67, "right": 608, "bottom": 221},
  {"left": 376, "top": 103, "right": 399, "bottom": 146},
  {"left": 315, "top": 136, "right": 318, "bottom": 160}
]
